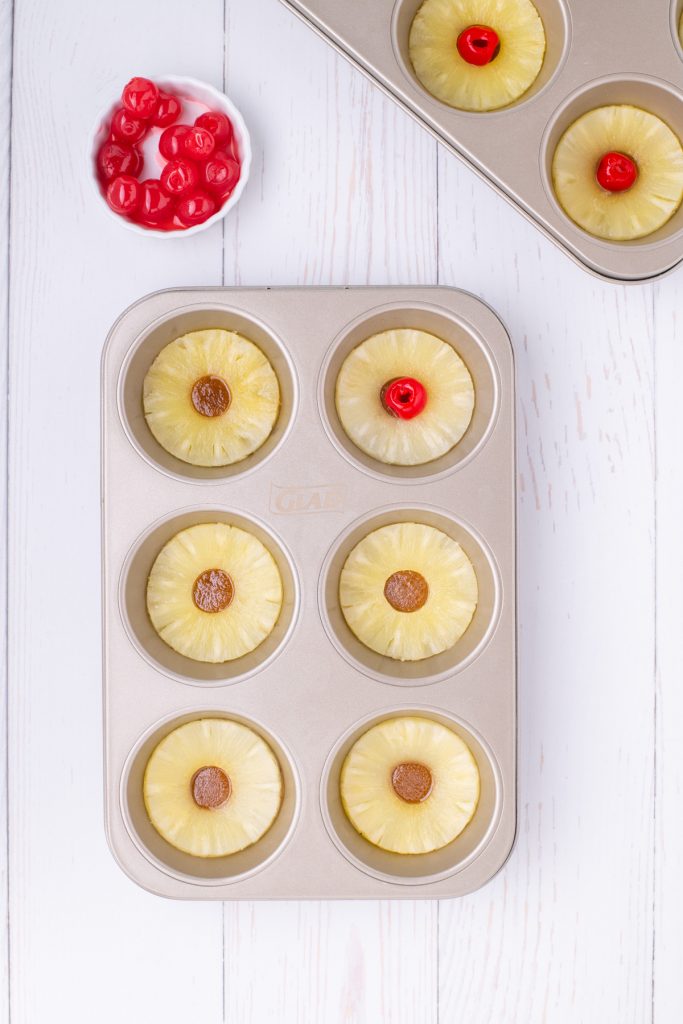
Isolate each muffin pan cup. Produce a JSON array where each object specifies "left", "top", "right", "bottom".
[
  {"left": 102, "top": 286, "right": 516, "bottom": 899},
  {"left": 280, "top": 0, "right": 683, "bottom": 282}
]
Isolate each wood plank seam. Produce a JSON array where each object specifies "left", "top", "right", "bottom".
[{"left": 1, "top": 0, "right": 14, "bottom": 1019}]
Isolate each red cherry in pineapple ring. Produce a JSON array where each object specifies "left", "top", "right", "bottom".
[
  {"left": 457, "top": 25, "right": 501, "bottom": 66},
  {"left": 381, "top": 377, "right": 428, "bottom": 420},
  {"left": 596, "top": 151, "right": 638, "bottom": 193}
]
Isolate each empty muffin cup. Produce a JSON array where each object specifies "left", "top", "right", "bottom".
[
  {"left": 121, "top": 709, "right": 301, "bottom": 885},
  {"left": 319, "top": 504, "right": 501, "bottom": 685},
  {"left": 117, "top": 304, "right": 298, "bottom": 483},
  {"left": 391, "top": 0, "right": 570, "bottom": 114},
  {"left": 319, "top": 302, "right": 500, "bottom": 483},
  {"left": 119, "top": 507, "right": 300, "bottom": 685},
  {"left": 321, "top": 706, "right": 502, "bottom": 885}
]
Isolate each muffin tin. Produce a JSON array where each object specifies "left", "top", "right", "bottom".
[
  {"left": 280, "top": 0, "right": 683, "bottom": 282},
  {"left": 101, "top": 286, "right": 516, "bottom": 899}
]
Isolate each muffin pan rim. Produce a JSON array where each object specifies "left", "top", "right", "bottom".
[{"left": 671, "top": 0, "right": 683, "bottom": 63}]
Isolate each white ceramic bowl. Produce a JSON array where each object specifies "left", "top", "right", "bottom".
[{"left": 88, "top": 75, "right": 252, "bottom": 238}]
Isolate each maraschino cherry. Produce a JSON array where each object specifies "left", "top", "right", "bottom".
[
  {"left": 158, "top": 123, "right": 192, "bottom": 160},
  {"left": 161, "top": 158, "right": 199, "bottom": 197},
  {"left": 106, "top": 174, "right": 140, "bottom": 215},
  {"left": 381, "top": 377, "right": 427, "bottom": 420},
  {"left": 596, "top": 151, "right": 638, "bottom": 193},
  {"left": 202, "top": 153, "right": 240, "bottom": 198},
  {"left": 152, "top": 92, "right": 182, "bottom": 129},
  {"left": 122, "top": 77, "right": 159, "bottom": 120},
  {"left": 457, "top": 25, "right": 500, "bottom": 66},
  {"left": 183, "top": 126, "right": 216, "bottom": 160},
  {"left": 111, "top": 107, "right": 147, "bottom": 145},
  {"left": 97, "top": 141, "right": 142, "bottom": 181},
  {"left": 195, "top": 111, "right": 233, "bottom": 147}
]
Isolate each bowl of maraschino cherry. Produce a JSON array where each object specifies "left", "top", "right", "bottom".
[{"left": 90, "top": 75, "right": 251, "bottom": 235}]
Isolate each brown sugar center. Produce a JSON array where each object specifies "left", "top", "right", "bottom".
[
  {"left": 384, "top": 570, "right": 429, "bottom": 612},
  {"left": 391, "top": 762, "right": 433, "bottom": 803},
  {"left": 192, "top": 569, "right": 234, "bottom": 613},
  {"left": 191, "top": 375, "right": 231, "bottom": 417},
  {"left": 191, "top": 766, "right": 232, "bottom": 809}
]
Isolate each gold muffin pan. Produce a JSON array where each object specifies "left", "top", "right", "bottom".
[
  {"left": 280, "top": 0, "right": 683, "bottom": 282},
  {"left": 101, "top": 286, "right": 516, "bottom": 899}
]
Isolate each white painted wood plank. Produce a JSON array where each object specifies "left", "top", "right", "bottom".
[
  {"left": 0, "top": 0, "right": 11, "bottom": 1018},
  {"left": 222, "top": 0, "right": 437, "bottom": 288},
  {"left": 225, "top": 901, "right": 437, "bottom": 1024},
  {"left": 7, "top": 1, "right": 228, "bottom": 1021},
  {"left": 222, "top": 2, "right": 439, "bottom": 1021},
  {"left": 653, "top": 273, "right": 683, "bottom": 1022},
  {"left": 436, "top": 155, "right": 656, "bottom": 1023}
]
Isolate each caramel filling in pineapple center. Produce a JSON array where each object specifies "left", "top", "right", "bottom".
[
  {"left": 384, "top": 570, "right": 429, "bottom": 612},
  {"left": 191, "top": 766, "right": 232, "bottom": 809},
  {"left": 391, "top": 762, "right": 433, "bottom": 803},
  {"left": 191, "top": 375, "right": 232, "bottom": 417},
  {"left": 192, "top": 569, "right": 235, "bottom": 613}
]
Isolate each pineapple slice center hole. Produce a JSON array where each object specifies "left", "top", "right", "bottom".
[
  {"left": 192, "top": 569, "right": 235, "bottom": 613},
  {"left": 191, "top": 765, "right": 232, "bottom": 809},
  {"left": 391, "top": 762, "right": 433, "bottom": 803},
  {"left": 191, "top": 375, "right": 232, "bottom": 418},
  {"left": 384, "top": 570, "right": 429, "bottom": 613}
]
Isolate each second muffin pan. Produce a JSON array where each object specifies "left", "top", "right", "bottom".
[
  {"left": 101, "top": 286, "right": 516, "bottom": 899},
  {"left": 280, "top": 0, "right": 683, "bottom": 281}
]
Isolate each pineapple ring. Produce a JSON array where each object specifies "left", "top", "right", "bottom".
[
  {"left": 409, "top": 0, "right": 546, "bottom": 113},
  {"left": 339, "top": 522, "right": 478, "bottom": 662},
  {"left": 335, "top": 329, "right": 474, "bottom": 467},
  {"left": 147, "top": 523, "right": 283, "bottom": 664},
  {"left": 143, "top": 329, "right": 280, "bottom": 468},
  {"left": 340, "top": 716, "right": 480, "bottom": 855},
  {"left": 552, "top": 106, "right": 683, "bottom": 242},
  {"left": 144, "top": 718, "right": 283, "bottom": 858}
]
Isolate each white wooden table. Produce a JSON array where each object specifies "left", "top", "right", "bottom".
[{"left": 1, "top": 0, "right": 682, "bottom": 1020}]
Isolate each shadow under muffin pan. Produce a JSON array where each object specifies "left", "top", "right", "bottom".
[
  {"left": 102, "top": 286, "right": 515, "bottom": 899},
  {"left": 280, "top": 0, "right": 683, "bottom": 281}
]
